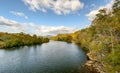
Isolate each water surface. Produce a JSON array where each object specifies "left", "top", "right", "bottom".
[{"left": 0, "top": 41, "right": 87, "bottom": 73}]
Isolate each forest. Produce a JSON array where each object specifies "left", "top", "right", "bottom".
[
  {"left": 52, "top": 0, "right": 120, "bottom": 73},
  {"left": 0, "top": 32, "right": 49, "bottom": 49}
]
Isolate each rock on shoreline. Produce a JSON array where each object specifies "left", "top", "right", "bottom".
[{"left": 83, "top": 52, "right": 106, "bottom": 73}]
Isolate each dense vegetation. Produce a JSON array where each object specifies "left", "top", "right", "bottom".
[
  {"left": 0, "top": 32, "right": 49, "bottom": 49},
  {"left": 51, "top": 34, "right": 73, "bottom": 43},
  {"left": 52, "top": 0, "right": 120, "bottom": 73}
]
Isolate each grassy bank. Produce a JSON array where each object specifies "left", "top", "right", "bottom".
[{"left": 0, "top": 32, "right": 49, "bottom": 49}]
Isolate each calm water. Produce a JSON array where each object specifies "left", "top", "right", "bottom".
[{"left": 0, "top": 41, "right": 87, "bottom": 73}]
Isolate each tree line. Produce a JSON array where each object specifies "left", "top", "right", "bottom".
[{"left": 0, "top": 32, "right": 49, "bottom": 49}]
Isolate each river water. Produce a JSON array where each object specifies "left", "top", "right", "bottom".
[{"left": 0, "top": 41, "right": 87, "bottom": 73}]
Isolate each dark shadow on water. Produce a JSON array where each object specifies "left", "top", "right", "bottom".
[{"left": 3, "top": 44, "right": 42, "bottom": 51}]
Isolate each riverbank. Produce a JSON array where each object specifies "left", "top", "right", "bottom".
[
  {"left": 0, "top": 32, "right": 49, "bottom": 49},
  {"left": 76, "top": 43, "right": 103, "bottom": 73},
  {"left": 50, "top": 39, "right": 101, "bottom": 73},
  {"left": 83, "top": 52, "right": 105, "bottom": 73},
  {"left": 50, "top": 37, "right": 101, "bottom": 73}
]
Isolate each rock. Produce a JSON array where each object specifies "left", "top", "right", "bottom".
[
  {"left": 84, "top": 60, "right": 94, "bottom": 66},
  {"left": 87, "top": 52, "right": 96, "bottom": 60},
  {"left": 83, "top": 52, "right": 106, "bottom": 73}
]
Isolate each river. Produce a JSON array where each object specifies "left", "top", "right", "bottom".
[{"left": 0, "top": 40, "right": 87, "bottom": 73}]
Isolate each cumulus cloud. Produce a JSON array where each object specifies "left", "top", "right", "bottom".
[
  {"left": 29, "top": 24, "right": 77, "bottom": 35},
  {"left": 0, "top": 16, "right": 78, "bottom": 36},
  {"left": 23, "top": 0, "right": 84, "bottom": 15},
  {"left": 0, "top": 16, "right": 21, "bottom": 26},
  {"left": 10, "top": 11, "right": 28, "bottom": 19},
  {"left": 86, "top": 0, "right": 114, "bottom": 21},
  {"left": 0, "top": 16, "right": 27, "bottom": 32}
]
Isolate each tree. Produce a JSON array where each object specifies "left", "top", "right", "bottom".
[{"left": 113, "top": 0, "right": 120, "bottom": 11}]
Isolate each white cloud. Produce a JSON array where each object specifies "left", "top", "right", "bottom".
[
  {"left": 86, "top": 0, "right": 114, "bottom": 21},
  {"left": 10, "top": 11, "right": 28, "bottom": 19},
  {"left": 86, "top": 10, "right": 99, "bottom": 21},
  {"left": 0, "top": 16, "right": 21, "bottom": 26},
  {"left": 0, "top": 16, "right": 78, "bottom": 36},
  {"left": 23, "top": 0, "right": 84, "bottom": 15},
  {"left": 0, "top": 16, "right": 27, "bottom": 32},
  {"left": 29, "top": 24, "right": 77, "bottom": 35}
]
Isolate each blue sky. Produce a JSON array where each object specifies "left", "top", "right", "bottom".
[{"left": 0, "top": 0, "right": 113, "bottom": 36}]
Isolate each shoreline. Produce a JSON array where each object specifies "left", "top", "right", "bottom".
[
  {"left": 0, "top": 40, "right": 49, "bottom": 49},
  {"left": 83, "top": 52, "right": 105, "bottom": 73},
  {"left": 0, "top": 41, "right": 49, "bottom": 49},
  {"left": 0, "top": 32, "right": 49, "bottom": 49},
  {"left": 73, "top": 42, "right": 105, "bottom": 73}
]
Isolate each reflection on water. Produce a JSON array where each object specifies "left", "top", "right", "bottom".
[{"left": 0, "top": 41, "right": 87, "bottom": 73}]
